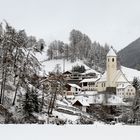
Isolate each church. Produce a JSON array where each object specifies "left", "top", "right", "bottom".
[{"left": 97, "top": 47, "right": 140, "bottom": 98}]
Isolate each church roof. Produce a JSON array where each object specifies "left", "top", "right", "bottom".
[
  {"left": 121, "top": 66, "right": 140, "bottom": 82},
  {"left": 116, "top": 72, "right": 128, "bottom": 83},
  {"left": 97, "top": 71, "right": 107, "bottom": 82},
  {"left": 98, "top": 66, "right": 140, "bottom": 84},
  {"left": 107, "top": 47, "right": 117, "bottom": 57}
]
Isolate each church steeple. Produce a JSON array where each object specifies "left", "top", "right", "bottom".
[
  {"left": 106, "top": 47, "right": 117, "bottom": 87},
  {"left": 107, "top": 47, "right": 117, "bottom": 57}
]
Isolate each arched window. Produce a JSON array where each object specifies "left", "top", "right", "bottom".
[{"left": 112, "top": 58, "right": 114, "bottom": 62}]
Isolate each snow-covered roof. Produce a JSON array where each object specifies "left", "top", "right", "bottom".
[
  {"left": 98, "top": 66, "right": 140, "bottom": 84},
  {"left": 63, "top": 71, "right": 72, "bottom": 74},
  {"left": 83, "top": 91, "right": 98, "bottom": 96},
  {"left": 121, "top": 66, "right": 140, "bottom": 82},
  {"left": 80, "top": 77, "right": 100, "bottom": 83},
  {"left": 82, "top": 69, "right": 100, "bottom": 75},
  {"left": 116, "top": 74, "right": 128, "bottom": 83},
  {"left": 66, "top": 95, "right": 75, "bottom": 99},
  {"left": 97, "top": 71, "right": 106, "bottom": 82},
  {"left": 68, "top": 83, "right": 81, "bottom": 89},
  {"left": 72, "top": 98, "right": 89, "bottom": 106},
  {"left": 107, "top": 48, "right": 117, "bottom": 57}
]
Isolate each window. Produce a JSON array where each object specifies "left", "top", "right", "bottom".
[
  {"left": 108, "top": 58, "right": 109, "bottom": 62},
  {"left": 102, "top": 83, "right": 103, "bottom": 87},
  {"left": 83, "top": 82, "right": 87, "bottom": 86},
  {"left": 102, "top": 83, "right": 105, "bottom": 87},
  {"left": 112, "top": 58, "right": 114, "bottom": 62}
]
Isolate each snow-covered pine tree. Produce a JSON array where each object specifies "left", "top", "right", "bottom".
[
  {"left": 20, "top": 85, "right": 39, "bottom": 122},
  {"left": 131, "top": 77, "right": 140, "bottom": 124},
  {"left": 132, "top": 77, "right": 140, "bottom": 91}
]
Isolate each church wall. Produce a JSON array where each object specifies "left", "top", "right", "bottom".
[
  {"left": 97, "top": 81, "right": 106, "bottom": 92},
  {"left": 106, "top": 56, "right": 117, "bottom": 87}
]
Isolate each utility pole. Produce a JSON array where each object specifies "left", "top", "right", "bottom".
[
  {"left": 63, "top": 48, "right": 65, "bottom": 73},
  {"left": 63, "top": 57, "right": 65, "bottom": 73}
]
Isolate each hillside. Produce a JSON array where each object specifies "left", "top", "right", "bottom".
[
  {"left": 41, "top": 59, "right": 91, "bottom": 75},
  {"left": 35, "top": 50, "right": 94, "bottom": 75},
  {"left": 118, "top": 37, "right": 140, "bottom": 70}
]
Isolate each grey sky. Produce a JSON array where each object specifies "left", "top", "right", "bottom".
[{"left": 0, "top": 0, "right": 140, "bottom": 50}]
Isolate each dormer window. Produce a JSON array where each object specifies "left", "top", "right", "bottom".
[{"left": 112, "top": 58, "right": 114, "bottom": 62}]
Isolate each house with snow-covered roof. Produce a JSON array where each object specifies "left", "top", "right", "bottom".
[
  {"left": 116, "top": 83, "right": 135, "bottom": 98},
  {"left": 65, "top": 83, "right": 81, "bottom": 99},
  {"left": 97, "top": 47, "right": 138, "bottom": 99},
  {"left": 81, "top": 69, "right": 101, "bottom": 79},
  {"left": 72, "top": 98, "right": 89, "bottom": 112},
  {"left": 80, "top": 77, "right": 100, "bottom": 91}
]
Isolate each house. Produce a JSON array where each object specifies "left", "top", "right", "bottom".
[
  {"left": 72, "top": 98, "right": 89, "bottom": 112},
  {"left": 75, "top": 91, "right": 98, "bottom": 105},
  {"left": 80, "top": 77, "right": 100, "bottom": 91},
  {"left": 62, "top": 71, "right": 72, "bottom": 80},
  {"left": 65, "top": 83, "right": 81, "bottom": 99},
  {"left": 65, "top": 71, "right": 82, "bottom": 85},
  {"left": 97, "top": 47, "right": 138, "bottom": 98},
  {"left": 81, "top": 69, "right": 101, "bottom": 79},
  {"left": 71, "top": 72, "right": 82, "bottom": 80},
  {"left": 116, "top": 83, "right": 135, "bottom": 98}
]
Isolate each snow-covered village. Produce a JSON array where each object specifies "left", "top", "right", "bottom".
[
  {"left": 2, "top": 0, "right": 140, "bottom": 140},
  {"left": 0, "top": 22, "right": 140, "bottom": 126}
]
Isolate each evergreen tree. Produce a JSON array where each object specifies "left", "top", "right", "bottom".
[
  {"left": 132, "top": 77, "right": 140, "bottom": 91},
  {"left": 21, "top": 86, "right": 39, "bottom": 120},
  {"left": 72, "top": 65, "right": 86, "bottom": 73}
]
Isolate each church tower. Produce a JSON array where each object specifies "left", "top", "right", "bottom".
[{"left": 106, "top": 47, "right": 117, "bottom": 87}]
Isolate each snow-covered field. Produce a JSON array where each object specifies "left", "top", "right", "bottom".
[
  {"left": 0, "top": 124, "right": 140, "bottom": 140},
  {"left": 41, "top": 59, "right": 90, "bottom": 75},
  {"left": 35, "top": 51, "right": 91, "bottom": 75}
]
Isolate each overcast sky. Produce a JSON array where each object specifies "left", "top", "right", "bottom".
[{"left": 0, "top": 0, "right": 140, "bottom": 50}]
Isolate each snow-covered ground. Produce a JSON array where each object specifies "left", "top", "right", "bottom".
[
  {"left": 41, "top": 59, "right": 90, "bottom": 75},
  {"left": 0, "top": 124, "right": 140, "bottom": 140},
  {"left": 53, "top": 110, "right": 79, "bottom": 123},
  {"left": 34, "top": 51, "right": 91, "bottom": 75}
]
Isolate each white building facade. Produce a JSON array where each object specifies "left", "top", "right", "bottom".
[{"left": 97, "top": 47, "right": 138, "bottom": 99}]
